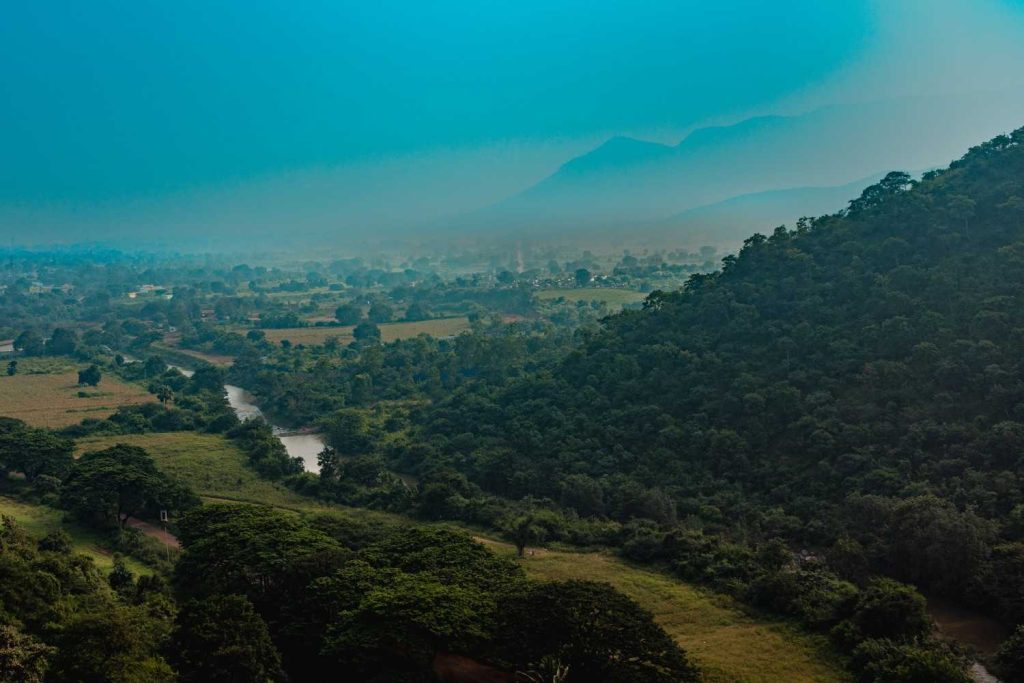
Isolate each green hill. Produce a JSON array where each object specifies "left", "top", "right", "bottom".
[{"left": 425, "top": 128, "right": 1024, "bottom": 624}]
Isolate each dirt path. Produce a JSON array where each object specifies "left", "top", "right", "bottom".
[{"left": 126, "top": 518, "right": 181, "bottom": 549}]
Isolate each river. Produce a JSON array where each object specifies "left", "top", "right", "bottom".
[
  {"left": 222, "top": 384, "right": 327, "bottom": 473},
  {"left": 168, "top": 366, "right": 326, "bottom": 472},
  {"left": 928, "top": 597, "right": 1007, "bottom": 683}
]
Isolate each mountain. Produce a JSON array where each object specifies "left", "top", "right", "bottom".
[
  {"left": 449, "top": 92, "right": 1024, "bottom": 237},
  {"left": 653, "top": 173, "right": 887, "bottom": 246}
]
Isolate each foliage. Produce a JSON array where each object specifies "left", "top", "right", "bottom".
[{"left": 62, "top": 444, "right": 199, "bottom": 529}]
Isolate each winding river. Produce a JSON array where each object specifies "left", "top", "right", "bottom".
[
  {"left": 223, "top": 384, "right": 326, "bottom": 473},
  {"left": 168, "top": 365, "right": 326, "bottom": 472}
]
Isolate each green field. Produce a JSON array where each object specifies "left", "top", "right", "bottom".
[
  {"left": 535, "top": 287, "right": 647, "bottom": 307},
  {"left": 478, "top": 538, "right": 847, "bottom": 683},
  {"left": 0, "top": 494, "right": 152, "bottom": 575}
]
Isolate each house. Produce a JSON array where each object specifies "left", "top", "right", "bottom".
[{"left": 0, "top": 340, "right": 14, "bottom": 356}]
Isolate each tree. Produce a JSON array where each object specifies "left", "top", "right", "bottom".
[
  {"left": 353, "top": 322, "right": 381, "bottom": 343},
  {"left": 368, "top": 302, "right": 394, "bottom": 323},
  {"left": 995, "top": 626, "right": 1024, "bottom": 683},
  {"left": 6, "top": 360, "right": 16, "bottom": 376},
  {"left": 845, "top": 578, "right": 931, "bottom": 643},
  {"left": 504, "top": 514, "right": 546, "bottom": 558},
  {"left": 172, "top": 595, "right": 285, "bottom": 683},
  {"left": 499, "top": 580, "right": 699, "bottom": 682},
  {"left": 61, "top": 444, "right": 197, "bottom": 529},
  {"left": 174, "top": 504, "right": 343, "bottom": 602},
  {"left": 0, "top": 422, "right": 74, "bottom": 481},
  {"left": 155, "top": 385, "right": 173, "bottom": 404},
  {"left": 46, "top": 328, "right": 78, "bottom": 356},
  {"left": 13, "top": 331, "right": 44, "bottom": 356},
  {"left": 404, "top": 301, "right": 431, "bottom": 321},
  {"left": 143, "top": 355, "right": 165, "bottom": 378},
  {"left": 335, "top": 302, "right": 364, "bottom": 325},
  {"left": 0, "top": 625, "right": 52, "bottom": 683},
  {"left": 574, "top": 268, "right": 591, "bottom": 287},
  {"left": 77, "top": 364, "right": 102, "bottom": 387}
]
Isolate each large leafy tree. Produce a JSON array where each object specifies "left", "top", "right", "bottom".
[
  {"left": 61, "top": 444, "right": 197, "bottom": 529},
  {"left": 0, "top": 420, "right": 73, "bottom": 481},
  {"left": 172, "top": 595, "right": 285, "bottom": 683},
  {"left": 498, "top": 580, "right": 699, "bottom": 683}
]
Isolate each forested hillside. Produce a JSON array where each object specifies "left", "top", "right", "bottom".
[{"left": 421, "top": 129, "right": 1024, "bottom": 618}]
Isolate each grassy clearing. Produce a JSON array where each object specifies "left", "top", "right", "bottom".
[
  {"left": 478, "top": 538, "right": 847, "bottom": 683},
  {"left": 154, "top": 345, "right": 235, "bottom": 367},
  {"left": 0, "top": 494, "right": 151, "bottom": 575},
  {"left": 0, "top": 357, "right": 154, "bottom": 428},
  {"left": 75, "top": 432, "right": 319, "bottom": 510},
  {"left": 260, "top": 316, "right": 471, "bottom": 347},
  {"left": 536, "top": 287, "right": 647, "bottom": 307}
]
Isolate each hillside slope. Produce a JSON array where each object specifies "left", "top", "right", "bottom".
[{"left": 427, "top": 127, "right": 1024, "bottom": 622}]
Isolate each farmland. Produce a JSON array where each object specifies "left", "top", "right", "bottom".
[
  {"left": 259, "top": 316, "right": 472, "bottom": 346},
  {"left": 0, "top": 357, "right": 154, "bottom": 428},
  {"left": 535, "top": 287, "right": 647, "bottom": 308}
]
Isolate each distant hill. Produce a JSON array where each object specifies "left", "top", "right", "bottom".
[
  {"left": 448, "top": 91, "right": 1024, "bottom": 237},
  {"left": 654, "top": 173, "right": 887, "bottom": 246}
]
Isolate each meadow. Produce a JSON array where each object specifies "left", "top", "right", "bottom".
[
  {"left": 0, "top": 357, "right": 154, "bottom": 428},
  {"left": 75, "top": 432, "right": 320, "bottom": 510},
  {"left": 535, "top": 287, "right": 647, "bottom": 308}
]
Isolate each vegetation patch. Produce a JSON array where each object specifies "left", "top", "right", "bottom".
[{"left": 0, "top": 494, "right": 151, "bottom": 575}]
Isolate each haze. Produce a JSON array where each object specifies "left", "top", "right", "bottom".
[{"left": 2, "top": 0, "right": 1024, "bottom": 250}]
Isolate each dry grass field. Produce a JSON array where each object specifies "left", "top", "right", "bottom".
[
  {"left": 477, "top": 538, "right": 847, "bottom": 683},
  {"left": 0, "top": 358, "right": 154, "bottom": 428},
  {"left": 260, "top": 316, "right": 471, "bottom": 346}
]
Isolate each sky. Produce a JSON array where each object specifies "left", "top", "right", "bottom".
[{"left": 1, "top": 0, "right": 1023, "bottom": 247}]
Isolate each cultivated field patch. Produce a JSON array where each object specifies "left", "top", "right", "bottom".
[
  {"left": 0, "top": 359, "right": 154, "bottom": 428},
  {"left": 259, "top": 316, "right": 471, "bottom": 346},
  {"left": 535, "top": 287, "right": 647, "bottom": 308}
]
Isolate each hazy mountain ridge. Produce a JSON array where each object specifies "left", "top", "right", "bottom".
[{"left": 448, "top": 92, "right": 1024, "bottom": 239}]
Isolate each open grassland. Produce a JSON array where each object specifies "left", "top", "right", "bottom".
[
  {"left": 478, "top": 538, "right": 847, "bottom": 683},
  {"left": 0, "top": 357, "right": 154, "bottom": 428},
  {"left": 75, "top": 432, "right": 321, "bottom": 510},
  {"left": 0, "top": 494, "right": 151, "bottom": 575},
  {"left": 535, "top": 287, "right": 647, "bottom": 307},
  {"left": 260, "top": 316, "right": 471, "bottom": 346}
]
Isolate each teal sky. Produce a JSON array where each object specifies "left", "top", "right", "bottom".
[{"left": 1, "top": 0, "right": 1023, "bottom": 245}]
